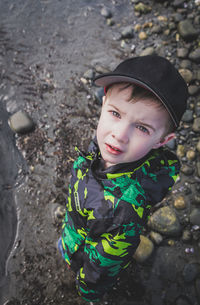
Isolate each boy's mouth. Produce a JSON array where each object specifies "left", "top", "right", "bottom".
[{"left": 105, "top": 144, "right": 123, "bottom": 155}]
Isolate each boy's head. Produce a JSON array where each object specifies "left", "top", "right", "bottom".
[{"left": 94, "top": 55, "right": 188, "bottom": 168}]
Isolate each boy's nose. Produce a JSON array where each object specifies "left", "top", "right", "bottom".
[{"left": 112, "top": 125, "right": 129, "bottom": 144}]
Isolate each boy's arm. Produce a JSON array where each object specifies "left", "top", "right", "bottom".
[{"left": 75, "top": 222, "right": 140, "bottom": 302}]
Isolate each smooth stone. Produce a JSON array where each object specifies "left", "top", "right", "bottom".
[
  {"left": 179, "top": 59, "right": 192, "bottom": 69},
  {"left": 192, "top": 117, "right": 200, "bottom": 132},
  {"left": 177, "top": 47, "right": 189, "bottom": 58},
  {"left": 180, "top": 164, "right": 194, "bottom": 176},
  {"left": 139, "top": 31, "right": 147, "bottom": 40},
  {"left": 178, "top": 20, "right": 199, "bottom": 41},
  {"left": 83, "top": 69, "right": 94, "bottom": 80},
  {"left": 173, "top": 196, "right": 186, "bottom": 210},
  {"left": 134, "top": 2, "right": 152, "bottom": 14},
  {"left": 121, "top": 26, "right": 134, "bottom": 39},
  {"left": 189, "top": 47, "right": 200, "bottom": 63},
  {"left": 181, "top": 109, "right": 193, "bottom": 123},
  {"left": 149, "top": 231, "right": 163, "bottom": 245},
  {"left": 165, "top": 138, "right": 176, "bottom": 150},
  {"left": 133, "top": 235, "right": 154, "bottom": 263},
  {"left": 151, "top": 24, "right": 162, "bottom": 34},
  {"left": 148, "top": 206, "right": 181, "bottom": 236},
  {"left": 101, "top": 7, "right": 112, "bottom": 18},
  {"left": 178, "top": 68, "right": 193, "bottom": 83},
  {"left": 94, "top": 87, "right": 104, "bottom": 104},
  {"left": 8, "top": 110, "right": 35, "bottom": 134},
  {"left": 196, "top": 139, "right": 200, "bottom": 152},
  {"left": 190, "top": 208, "right": 200, "bottom": 226},
  {"left": 140, "top": 47, "right": 155, "bottom": 56},
  {"left": 197, "top": 162, "right": 200, "bottom": 177},
  {"left": 186, "top": 149, "right": 196, "bottom": 161},
  {"left": 182, "top": 229, "right": 192, "bottom": 242},
  {"left": 183, "top": 263, "right": 200, "bottom": 283},
  {"left": 176, "top": 144, "right": 185, "bottom": 158},
  {"left": 188, "top": 85, "right": 199, "bottom": 96}
]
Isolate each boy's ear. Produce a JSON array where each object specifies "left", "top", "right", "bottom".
[{"left": 153, "top": 133, "right": 175, "bottom": 149}]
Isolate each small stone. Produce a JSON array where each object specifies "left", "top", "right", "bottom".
[
  {"left": 148, "top": 206, "right": 181, "bottom": 237},
  {"left": 181, "top": 109, "right": 193, "bottom": 123},
  {"left": 149, "top": 231, "right": 163, "bottom": 245},
  {"left": 186, "top": 149, "right": 196, "bottom": 161},
  {"left": 83, "top": 69, "right": 94, "bottom": 80},
  {"left": 192, "top": 117, "right": 200, "bottom": 132},
  {"left": 181, "top": 164, "right": 194, "bottom": 176},
  {"left": 180, "top": 59, "right": 192, "bottom": 69},
  {"left": 140, "top": 47, "right": 155, "bottom": 56},
  {"left": 133, "top": 235, "right": 154, "bottom": 263},
  {"left": 190, "top": 208, "right": 200, "bottom": 226},
  {"left": 197, "top": 162, "right": 200, "bottom": 177},
  {"left": 178, "top": 68, "right": 193, "bottom": 83},
  {"left": 178, "top": 20, "right": 199, "bottom": 41},
  {"left": 134, "top": 2, "right": 152, "bottom": 14},
  {"left": 182, "top": 229, "right": 192, "bottom": 242},
  {"left": 177, "top": 47, "right": 189, "bottom": 58},
  {"left": 8, "top": 110, "right": 35, "bottom": 134},
  {"left": 188, "top": 85, "right": 199, "bottom": 96},
  {"left": 183, "top": 263, "right": 200, "bottom": 283},
  {"left": 173, "top": 196, "right": 186, "bottom": 210},
  {"left": 121, "top": 26, "right": 134, "bottom": 39},
  {"left": 107, "top": 18, "right": 115, "bottom": 26},
  {"left": 165, "top": 138, "right": 176, "bottom": 150},
  {"left": 189, "top": 47, "right": 200, "bottom": 63},
  {"left": 101, "top": 7, "right": 112, "bottom": 18},
  {"left": 151, "top": 24, "right": 162, "bottom": 34},
  {"left": 196, "top": 139, "right": 200, "bottom": 152},
  {"left": 138, "top": 31, "right": 147, "bottom": 40},
  {"left": 176, "top": 144, "right": 185, "bottom": 158}
]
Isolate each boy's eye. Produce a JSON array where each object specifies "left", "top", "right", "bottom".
[
  {"left": 111, "top": 111, "right": 120, "bottom": 118},
  {"left": 136, "top": 125, "right": 149, "bottom": 134}
]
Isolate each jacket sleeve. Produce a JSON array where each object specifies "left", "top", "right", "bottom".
[{"left": 75, "top": 220, "right": 141, "bottom": 302}]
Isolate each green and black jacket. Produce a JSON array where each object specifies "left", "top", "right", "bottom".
[{"left": 61, "top": 140, "right": 180, "bottom": 302}]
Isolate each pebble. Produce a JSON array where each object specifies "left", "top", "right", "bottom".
[
  {"left": 178, "top": 68, "right": 193, "bottom": 83},
  {"left": 192, "top": 117, "right": 200, "bottom": 132},
  {"left": 181, "top": 109, "right": 193, "bottom": 123},
  {"left": 173, "top": 196, "right": 186, "bottom": 210},
  {"left": 83, "top": 69, "right": 94, "bottom": 80},
  {"left": 121, "top": 26, "right": 134, "bottom": 39},
  {"left": 197, "top": 162, "right": 200, "bottom": 177},
  {"left": 179, "top": 59, "right": 192, "bottom": 69},
  {"left": 182, "top": 229, "right": 192, "bottom": 242},
  {"left": 101, "top": 7, "right": 112, "bottom": 19},
  {"left": 188, "top": 47, "right": 200, "bottom": 63},
  {"left": 183, "top": 263, "right": 200, "bottom": 283},
  {"left": 177, "top": 47, "right": 189, "bottom": 58},
  {"left": 8, "top": 110, "right": 35, "bottom": 134},
  {"left": 140, "top": 47, "right": 155, "bottom": 56},
  {"left": 138, "top": 31, "right": 147, "bottom": 40},
  {"left": 196, "top": 139, "right": 200, "bottom": 152},
  {"left": 188, "top": 85, "right": 199, "bottom": 96},
  {"left": 177, "top": 19, "right": 199, "bottom": 41},
  {"left": 190, "top": 208, "right": 200, "bottom": 226},
  {"left": 134, "top": 2, "right": 152, "bottom": 14},
  {"left": 148, "top": 206, "right": 181, "bottom": 236},
  {"left": 176, "top": 144, "right": 185, "bottom": 158},
  {"left": 149, "top": 231, "right": 163, "bottom": 245},
  {"left": 165, "top": 138, "right": 176, "bottom": 150},
  {"left": 186, "top": 149, "right": 196, "bottom": 161},
  {"left": 180, "top": 164, "right": 194, "bottom": 176},
  {"left": 133, "top": 235, "right": 154, "bottom": 263}
]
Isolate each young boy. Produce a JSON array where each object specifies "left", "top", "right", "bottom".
[{"left": 59, "top": 55, "right": 188, "bottom": 302}]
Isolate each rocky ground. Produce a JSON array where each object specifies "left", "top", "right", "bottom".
[{"left": 0, "top": 0, "right": 200, "bottom": 304}]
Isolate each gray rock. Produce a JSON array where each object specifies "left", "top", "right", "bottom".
[
  {"left": 165, "top": 138, "right": 176, "bottom": 150},
  {"left": 197, "top": 161, "right": 200, "bottom": 177},
  {"left": 83, "top": 69, "right": 95, "bottom": 80},
  {"left": 188, "top": 85, "right": 199, "bottom": 96},
  {"left": 140, "top": 47, "right": 155, "bottom": 56},
  {"left": 177, "top": 47, "right": 189, "bottom": 58},
  {"left": 178, "top": 20, "right": 199, "bottom": 41},
  {"left": 189, "top": 47, "right": 200, "bottom": 63},
  {"left": 121, "top": 26, "right": 134, "bottom": 39},
  {"left": 183, "top": 263, "right": 200, "bottom": 283},
  {"left": 182, "top": 229, "right": 192, "bottom": 242},
  {"left": 178, "top": 68, "right": 193, "bottom": 83},
  {"left": 190, "top": 208, "right": 200, "bottom": 226},
  {"left": 179, "top": 59, "right": 192, "bottom": 69},
  {"left": 181, "top": 109, "right": 193, "bottom": 123},
  {"left": 181, "top": 164, "right": 194, "bottom": 176},
  {"left": 8, "top": 110, "right": 35, "bottom": 134},
  {"left": 148, "top": 206, "right": 181, "bottom": 236},
  {"left": 192, "top": 117, "right": 200, "bottom": 132},
  {"left": 101, "top": 7, "right": 112, "bottom": 18}
]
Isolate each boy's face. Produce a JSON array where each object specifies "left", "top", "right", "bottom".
[{"left": 96, "top": 84, "right": 174, "bottom": 169}]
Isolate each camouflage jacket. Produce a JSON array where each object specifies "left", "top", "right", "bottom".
[{"left": 61, "top": 140, "right": 180, "bottom": 301}]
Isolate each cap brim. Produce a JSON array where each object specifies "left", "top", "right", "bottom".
[{"left": 94, "top": 74, "right": 178, "bottom": 127}]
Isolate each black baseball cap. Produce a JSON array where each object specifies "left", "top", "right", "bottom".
[{"left": 94, "top": 55, "right": 188, "bottom": 127}]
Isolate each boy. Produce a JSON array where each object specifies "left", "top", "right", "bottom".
[{"left": 59, "top": 55, "right": 188, "bottom": 302}]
